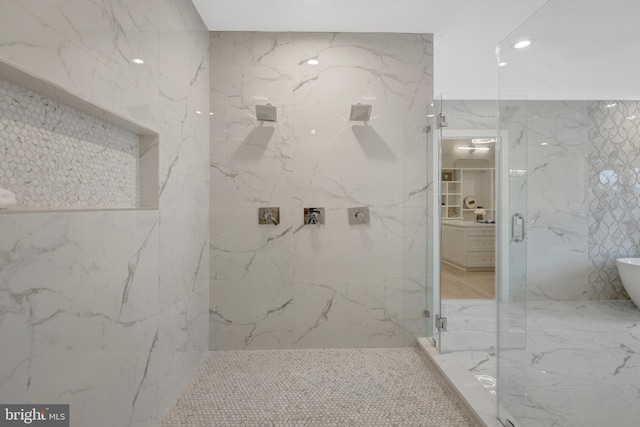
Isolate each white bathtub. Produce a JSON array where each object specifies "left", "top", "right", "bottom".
[{"left": 616, "top": 258, "right": 640, "bottom": 308}]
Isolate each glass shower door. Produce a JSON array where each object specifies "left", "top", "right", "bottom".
[
  {"left": 437, "top": 95, "right": 499, "bottom": 353},
  {"left": 496, "top": 98, "right": 528, "bottom": 424},
  {"left": 426, "top": 97, "right": 442, "bottom": 350}
]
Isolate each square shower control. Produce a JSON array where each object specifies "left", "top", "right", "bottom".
[
  {"left": 303, "top": 207, "right": 325, "bottom": 225},
  {"left": 259, "top": 207, "right": 280, "bottom": 225},
  {"left": 348, "top": 207, "right": 370, "bottom": 225}
]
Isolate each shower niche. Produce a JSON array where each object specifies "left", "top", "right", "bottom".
[{"left": 0, "top": 59, "right": 159, "bottom": 212}]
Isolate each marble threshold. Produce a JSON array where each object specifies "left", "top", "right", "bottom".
[{"left": 419, "top": 300, "right": 640, "bottom": 427}]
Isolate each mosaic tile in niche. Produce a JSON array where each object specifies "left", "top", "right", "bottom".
[{"left": 0, "top": 78, "right": 139, "bottom": 209}]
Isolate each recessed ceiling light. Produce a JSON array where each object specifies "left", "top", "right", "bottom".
[
  {"left": 209, "top": 112, "right": 214, "bottom": 116},
  {"left": 514, "top": 40, "right": 531, "bottom": 49},
  {"left": 307, "top": 59, "right": 319, "bottom": 65},
  {"left": 628, "top": 115, "right": 637, "bottom": 120},
  {"left": 498, "top": 62, "right": 508, "bottom": 67},
  {"left": 541, "top": 142, "right": 548, "bottom": 146},
  {"left": 132, "top": 58, "right": 145, "bottom": 64},
  {"left": 606, "top": 103, "right": 617, "bottom": 108},
  {"left": 472, "top": 138, "right": 496, "bottom": 144},
  {"left": 427, "top": 114, "right": 435, "bottom": 118},
  {"left": 196, "top": 110, "right": 202, "bottom": 115}
]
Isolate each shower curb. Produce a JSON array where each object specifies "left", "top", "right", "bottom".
[{"left": 417, "top": 337, "right": 499, "bottom": 427}]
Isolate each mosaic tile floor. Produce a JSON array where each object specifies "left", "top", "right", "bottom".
[{"left": 161, "top": 347, "right": 476, "bottom": 426}]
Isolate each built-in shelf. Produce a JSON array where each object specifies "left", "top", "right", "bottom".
[
  {"left": 441, "top": 168, "right": 495, "bottom": 221},
  {"left": 0, "top": 59, "right": 159, "bottom": 212}
]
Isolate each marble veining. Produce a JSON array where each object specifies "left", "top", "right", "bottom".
[
  {"left": 0, "top": 1, "right": 210, "bottom": 426},
  {"left": 588, "top": 100, "right": 640, "bottom": 300},
  {"left": 210, "top": 32, "right": 432, "bottom": 350},
  {"left": 431, "top": 300, "right": 640, "bottom": 427},
  {"left": 447, "top": 99, "right": 640, "bottom": 301}
]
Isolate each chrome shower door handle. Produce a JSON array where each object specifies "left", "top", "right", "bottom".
[{"left": 511, "top": 213, "right": 525, "bottom": 243}]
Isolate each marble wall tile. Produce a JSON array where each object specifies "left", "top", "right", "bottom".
[
  {"left": 442, "top": 99, "right": 497, "bottom": 130},
  {"left": 292, "top": 33, "right": 434, "bottom": 70},
  {"left": 14, "top": 0, "right": 160, "bottom": 95},
  {"left": 154, "top": 11, "right": 210, "bottom": 420},
  {"left": 210, "top": 131, "right": 293, "bottom": 207},
  {"left": 588, "top": 100, "right": 640, "bottom": 300},
  {"left": 210, "top": 32, "right": 432, "bottom": 349},
  {"left": 0, "top": 211, "right": 160, "bottom": 426},
  {"left": 292, "top": 206, "right": 407, "bottom": 280},
  {"left": 0, "top": 1, "right": 158, "bottom": 130},
  {"left": 210, "top": 207, "right": 293, "bottom": 281},
  {"left": 526, "top": 101, "right": 591, "bottom": 300},
  {"left": 210, "top": 32, "right": 294, "bottom": 66},
  {"left": 291, "top": 279, "right": 418, "bottom": 349},
  {"left": 0, "top": 1, "right": 209, "bottom": 426},
  {"left": 210, "top": 279, "right": 294, "bottom": 350}
]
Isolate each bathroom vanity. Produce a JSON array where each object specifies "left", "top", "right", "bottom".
[{"left": 441, "top": 220, "right": 495, "bottom": 271}]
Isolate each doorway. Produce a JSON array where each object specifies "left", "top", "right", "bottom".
[
  {"left": 440, "top": 137, "right": 496, "bottom": 300},
  {"left": 425, "top": 96, "right": 506, "bottom": 353}
]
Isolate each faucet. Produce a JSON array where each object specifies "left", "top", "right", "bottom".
[
  {"left": 307, "top": 209, "right": 321, "bottom": 224},
  {"left": 264, "top": 211, "right": 278, "bottom": 226}
]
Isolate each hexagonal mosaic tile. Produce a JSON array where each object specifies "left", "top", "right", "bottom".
[
  {"left": 161, "top": 348, "right": 476, "bottom": 426},
  {"left": 0, "top": 78, "right": 139, "bottom": 209}
]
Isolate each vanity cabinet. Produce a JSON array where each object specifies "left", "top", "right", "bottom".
[{"left": 442, "top": 222, "right": 495, "bottom": 271}]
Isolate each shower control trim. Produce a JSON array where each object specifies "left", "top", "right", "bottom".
[
  {"left": 259, "top": 207, "right": 280, "bottom": 226},
  {"left": 348, "top": 207, "right": 370, "bottom": 225},
  {"left": 304, "top": 207, "right": 325, "bottom": 225}
]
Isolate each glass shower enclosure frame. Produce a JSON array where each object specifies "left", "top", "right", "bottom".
[{"left": 427, "top": 95, "right": 524, "bottom": 355}]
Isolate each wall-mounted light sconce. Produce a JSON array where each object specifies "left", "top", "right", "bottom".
[
  {"left": 350, "top": 104, "right": 372, "bottom": 121},
  {"left": 256, "top": 104, "right": 277, "bottom": 122}
]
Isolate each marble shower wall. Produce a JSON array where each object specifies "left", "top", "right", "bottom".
[
  {"left": 0, "top": 1, "right": 209, "bottom": 427},
  {"left": 443, "top": 100, "right": 592, "bottom": 300},
  {"left": 210, "top": 32, "right": 433, "bottom": 350},
  {"left": 527, "top": 100, "right": 640, "bottom": 301},
  {"left": 588, "top": 101, "right": 640, "bottom": 300},
  {"left": 526, "top": 101, "right": 592, "bottom": 300},
  {"left": 446, "top": 99, "right": 640, "bottom": 301}
]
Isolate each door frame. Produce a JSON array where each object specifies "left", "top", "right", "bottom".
[{"left": 427, "top": 127, "right": 510, "bottom": 349}]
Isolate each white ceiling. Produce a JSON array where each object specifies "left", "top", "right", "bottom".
[
  {"left": 192, "top": 0, "right": 549, "bottom": 96},
  {"left": 193, "top": 0, "right": 640, "bottom": 100}
]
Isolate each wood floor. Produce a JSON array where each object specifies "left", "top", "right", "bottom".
[{"left": 441, "top": 262, "right": 495, "bottom": 299}]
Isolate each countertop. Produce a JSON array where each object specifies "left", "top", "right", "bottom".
[{"left": 441, "top": 220, "right": 495, "bottom": 228}]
